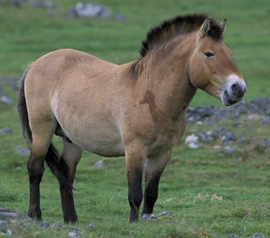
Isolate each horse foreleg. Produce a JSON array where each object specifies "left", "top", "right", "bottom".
[
  {"left": 125, "top": 144, "right": 145, "bottom": 222},
  {"left": 142, "top": 150, "right": 172, "bottom": 216},
  {"left": 59, "top": 139, "right": 82, "bottom": 223}
]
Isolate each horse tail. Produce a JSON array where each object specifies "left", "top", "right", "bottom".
[
  {"left": 18, "top": 66, "right": 32, "bottom": 145},
  {"left": 17, "top": 66, "right": 73, "bottom": 192}
]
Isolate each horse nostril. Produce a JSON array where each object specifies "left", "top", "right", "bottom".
[
  {"left": 231, "top": 83, "right": 245, "bottom": 97},
  {"left": 231, "top": 83, "right": 240, "bottom": 93}
]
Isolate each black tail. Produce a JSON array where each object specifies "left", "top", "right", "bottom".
[{"left": 17, "top": 66, "right": 73, "bottom": 192}]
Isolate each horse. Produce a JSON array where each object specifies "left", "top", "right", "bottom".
[{"left": 17, "top": 14, "right": 246, "bottom": 223}]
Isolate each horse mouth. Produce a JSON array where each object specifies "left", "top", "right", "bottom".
[{"left": 222, "top": 91, "right": 241, "bottom": 106}]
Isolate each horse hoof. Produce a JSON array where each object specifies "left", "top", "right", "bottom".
[
  {"left": 64, "top": 215, "right": 78, "bottom": 223},
  {"left": 28, "top": 209, "right": 42, "bottom": 220}
]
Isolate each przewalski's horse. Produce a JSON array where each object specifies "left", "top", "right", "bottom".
[{"left": 18, "top": 14, "right": 246, "bottom": 223}]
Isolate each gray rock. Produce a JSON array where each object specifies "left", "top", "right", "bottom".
[
  {"left": 30, "top": 0, "right": 53, "bottom": 8},
  {"left": 185, "top": 134, "right": 199, "bottom": 144},
  {"left": 40, "top": 221, "right": 50, "bottom": 228},
  {"left": 186, "top": 105, "right": 228, "bottom": 124},
  {"left": 51, "top": 222, "right": 63, "bottom": 229},
  {"left": 92, "top": 160, "right": 104, "bottom": 168},
  {"left": 0, "top": 222, "right": 8, "bottom": 233},
  {"left": 141, "top": 213, "right": 157, "bottom": 221},
  {"left": 0, "top": 207, "right": 31, "bottom": 223},
  {"left": 198, "top": 131, "right": 214, "bottom": 142},
  {"left": 236, "top": 136, "right": 249, "bottom": 144},
  {"left": 223, "top": 146, "right": 235, "bottom": 155},
  {"left": 114, "top": 12, "right": 128, "bottom": 22},
  {"left": 247, "top": 114, "right": 260, "bottom": 122},
  {"left": 156, "top": 211, "right": 173, "bottom": 218},
  {"left": 15, "top": 146, "right": 30, "bottom": 156},
  {"left": 67, "top": 232, "right": 81, "bottom": 238},
  {"left": 260, "top": 116, "right": 270, "bottom": 125},
  {"left": 69, "top": 3, "right": 111, "bottom": 18},
  {"left": 251, "top": 234, "right": 265, "bottom": 238},
  {"left": 86, "top": 223, "right": 95, "bottom": 231},
  {"left": 1, "top": 96, "right": 13, "bottom": 105},
  {"left": 227, "top": 234, "right": 241, "bottom": 238},
  {"left": 0, "top": 127, "right": 12, "bottom": 134},
  {"left": 68, "top": 226, "right": 80, "bottom": 231},
  {"left": 221, "top": 132, "right": 235, "bottom": 143},
  {"left": 188, "top": 141, "right": 201, "bottom": 149},
  {"left": 259, "top": 139, "right": 270, "bottom": 149},
  {"left": 10, "top": 0, "right": 22, "bottom": 8},
  {"left": 212, "top": 127, "right": 226, "bottom": 139}
]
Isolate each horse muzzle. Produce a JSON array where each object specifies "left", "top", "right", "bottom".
[{"left": 221, "top": 75, "right": 246, "bottom": 106}]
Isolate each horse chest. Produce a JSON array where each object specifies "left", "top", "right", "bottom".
[{"left": 147, "top": 125, "right": 185, "bottom": 156}]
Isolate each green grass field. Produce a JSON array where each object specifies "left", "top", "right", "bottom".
[{"left": 1, "top": 0, "right": 270, "bottom": 237}]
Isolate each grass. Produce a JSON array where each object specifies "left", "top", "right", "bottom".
[{"left": 1, "top": 0, "right": 270, "bottom": 237}]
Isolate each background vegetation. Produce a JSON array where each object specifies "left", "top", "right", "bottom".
[{"left": 0, "top": 0, "right": 270, "bottom": 237}]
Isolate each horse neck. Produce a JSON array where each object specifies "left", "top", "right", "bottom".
[{"left": 136, "top": 35, "right": 197, "bottom": 120}]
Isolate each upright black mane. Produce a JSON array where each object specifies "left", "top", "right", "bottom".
[{"left": 140, "top": 14, "right": 223, "bottom": 57}]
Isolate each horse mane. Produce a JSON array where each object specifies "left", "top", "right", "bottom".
[{"left": 140, "top": 14, "right": 223, "bottom": 58}]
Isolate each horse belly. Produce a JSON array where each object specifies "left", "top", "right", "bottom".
[{"left": 60, "top": 118, "right": 125, "bottom": 157}]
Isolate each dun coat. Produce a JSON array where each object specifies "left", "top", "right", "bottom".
[{"left": 18, "top": 14, "right": 246, "bottom": 223}]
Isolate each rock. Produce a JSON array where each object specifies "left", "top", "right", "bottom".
[
  {"left": 227, "top": 234, "right": 241, "bottom": 238},
  {"left": 213, "top": 145, "right": 221, "bottom": 149},
  {"left": 156, "top": 211, "right": 173, "bottom": 218},
  {"left": 247, "top": 114, "right": 260, "bottom": 122},
  {"left": 0, "top": 206, "right": 31, "bottom": 223},
  {"left": 212, "top": 127, "right": 226, "bottom": 139},
  {"left": 69, "top": 3, "right": 111, "bottom": 18},
  {"left": 141, "top": 213, "right": 157, "bottom": 221},
  {"left": 259, "top": 139, "right": 270, "bottom": 149},
  {"left": 260, "top": 116, "right": 270, "bottom": 125},
  {"left": 186, "top": 105, "right": 227, "bottom": 124},
  {"left": 39, "top": 221, "right": 50, "bottom": 228},
  {"left": 251, "top": 234, "right": 265, "bottom": 238},
  {"left": 51, "top": 222, "right": 63, "bottom": 229},
  {"left": 67, "top": 231, "right": 81, "bottom": 238},
  {"left": 15, "top": 146, "right": 30, "bottom": 156},
  {"left": 92, "top": 160, "right": 104, "bottom": 168},
  {"left": 223, "top": 146, "right": 235, "bottom": 155},
  {"left": 114, "top": 12, "right": 128, "bottom": 22},
  {"left": 185, "top": 134, "right": 200, "bottom": 149},
  {"left": 187, "top": 142, "right": 201, "bottom": 149},
  {"left": 86, "top": 223, "right": 95, "bottom": 231},
  {"left": 30, "top": 0, "right": 53, "bottom": 8},
  {"left": 221, "top": 132, "right": 235, "bottom": 143},
  {"left": 1, "top": 96, "right": 13, "bottom": 105},
  {"left": 198, "top": 131, "right": 214, "bottom": 142},
  {"left": 185, "top": 134, "right": 199, "bottom": 144},
  {"left": 68, "top": 226, "right": 80, "bottom": 231},
  {"left": 0, "top": 127, "right": 12, "bottom": 134},
  {"left": 10, "top": 0, "right": 22, "bottom": 8},
  {"left": 236, "top": 136, "right": 249, "bottom": 144}
]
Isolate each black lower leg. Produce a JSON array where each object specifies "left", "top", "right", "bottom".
[
  {"left": 58, "top": 158, "right": 78, "bottom": 223},
  {"left": 142, "top": 172, "right": 162, "bottom": 215},
  {"left": 28, "top": 157, "right": 44, "bottom": 220},
  {"left": 128, "top": 169, "right": 143, "bottom": 222}
]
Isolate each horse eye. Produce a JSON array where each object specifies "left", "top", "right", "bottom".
[{"left": 204, "top": 51, "right": 215, "bottom": 58}]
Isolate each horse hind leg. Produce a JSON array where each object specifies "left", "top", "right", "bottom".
[
  {"left": 27, "top": 122, "right": 56, "bottom": 220},
  {"left": 59, "top": 139, "right": 82, "bottom": 223}
]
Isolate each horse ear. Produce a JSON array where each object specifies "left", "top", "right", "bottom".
[
  {"left": 219, "top": 18, "right": 228, "bottom": 34},
  {"left": 199, "top": 18, "right": 211, "bottom": 38}
]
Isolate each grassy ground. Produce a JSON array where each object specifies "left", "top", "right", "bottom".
[{"left": 1, "top": 0, "right": 270, "bottom": 237}]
